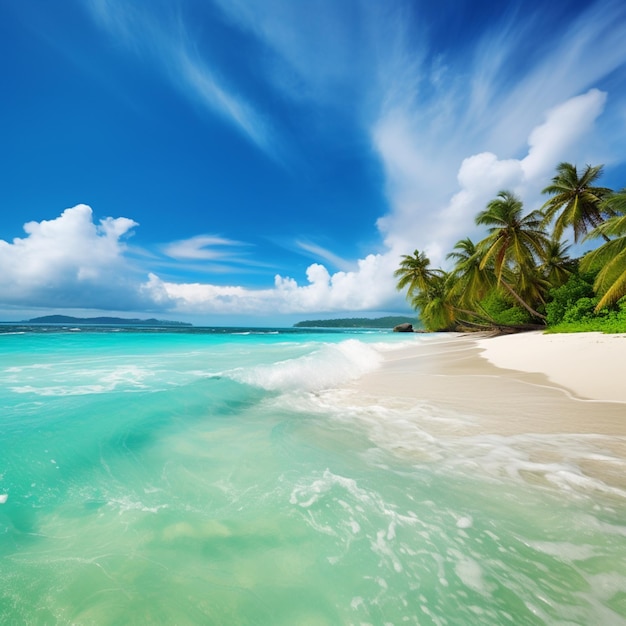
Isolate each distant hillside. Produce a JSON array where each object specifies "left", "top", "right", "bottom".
[
  {"left": 294, "top": 316, "right": 418, "bottom": 329},
  {"left": 25, "top": 315, "right": 192, "bottom": 327}
]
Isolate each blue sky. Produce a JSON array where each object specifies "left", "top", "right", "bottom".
[{"left": 1, "top": 0, "right": 626, "bottom": 325}]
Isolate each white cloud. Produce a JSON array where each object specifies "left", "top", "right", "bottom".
[
  {"left": 210, "top": 0, "right": 378, "bottom": 106},
  {"left": 373, "top": 80, "right": 615, "bottom": 265},
  {"left": 140, "top": 252, "right": 402, "bottom": 315},
  {"left": 0, "top": 205, "right": 142, "bottom": 308},
  {"left": 295, "top": 240, "right": 355, "bottom": 272},
  {"left": 163, "top": 235, "right": 246, "bottom": 261},
  {"left": 429, "top": 88, "right": 608, "bottom": 259},
  {"left": 521, "top": 89, "right": 607, "bottom": 182}
]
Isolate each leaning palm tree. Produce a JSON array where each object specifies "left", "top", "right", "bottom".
[
  {"left": 476, "top": 190, "right": 549, "bottom": 320},
  {"left": 541, "top": 162, "right": 613, "bottom": 242},
  {"left": 446, "top": 237, "right": 494, "bottom": 307},
  {"left": 580, "top": 189, "right": 626, "bottom": 310},
  {"left": 394, "top": 249, "right": 440, "bottom": 298},
  {"left": 513, "top": 262, "right": 552, "bottom": 309}
]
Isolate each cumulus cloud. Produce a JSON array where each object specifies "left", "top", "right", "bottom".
[
  {"left": 521, "top": 89, "right": 607, "bottom": 182},
  {"left": 141, "top": 252, "right": 401, "bottom": 315},
  {"left": 0, "top": 205, "right": 144, "bottom": 309},
  {"left": 375, "top": 87, "right": 610, "bottom": 266},
  {"left": 0, "top": 205, "right": 404, "bottom": 316}
]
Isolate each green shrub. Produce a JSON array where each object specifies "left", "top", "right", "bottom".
[
  {"left": 546, "top": 273, "right": 596, "bottom": 325},
  {"left": 562, "top": 297, "right": 597, "bottom": 323},
  {"left": 480, "top": 291, "right": 533, "bottom": 326},
  {"left": 547, "top": 295, "right": 626, "bottom": 333}
]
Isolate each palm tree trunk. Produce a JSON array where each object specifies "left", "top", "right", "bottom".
[
  {"left": 500, "top": 279, "right": 547, "bottom": 322},
  {"left": 453, "top": 306, "right": 497, "bottom": 326}
]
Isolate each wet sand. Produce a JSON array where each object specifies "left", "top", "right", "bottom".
[
  {"left": 338, "top": 332, "right": 626, "bottom": 491},
  {"left": 346, "top": 332, "right": 626, "bottom": 436}
]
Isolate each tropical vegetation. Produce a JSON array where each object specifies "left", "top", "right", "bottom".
[{"left": 395, "top": 162, "right": 626, "bottom": 333}]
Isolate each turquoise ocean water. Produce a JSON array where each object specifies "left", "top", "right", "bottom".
[{"left": 1, "top": 326, "right": 625, "bottom": 625}]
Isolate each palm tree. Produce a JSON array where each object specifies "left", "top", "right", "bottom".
[
  {"left": 476, "top": 190, "right": 549, "bottom": 320},
  {"left": 412, "top": 271, "right": 457, "bottom": 331},
  {"left": 394, "top": 249, "right": 440, "bottom": 298},
  {"left": 446, "top": 237, "right": 494, "bottom": 307},
  {"left": 539, "top": 237, "right": 574, "bottom": 288},
  {"left": 541, "top": 162, "right": 613, "bottom": 242},
  {"left": 580, "top": 190, "right": 626, "bottom": 310}
]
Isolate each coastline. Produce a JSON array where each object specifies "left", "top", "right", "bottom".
[
  {"left": 332, "top": 331, "right": 626, "bottom": 493},
  {"left": 346, "top": 331, "right": 626, "bottom": 434}
]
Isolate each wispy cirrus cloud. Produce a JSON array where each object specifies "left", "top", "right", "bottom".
[
  {"left": 84, "top": 0, "right": 277, "bottom": 158},
  {"left": 163, "top": 235, "right": 248, "bottom": 261},
  {"left": 295, "top": 240, "right": 355, "bottom": 272},
  {"left": 210, "top": 0, "right": 378, "bottom": 106}
]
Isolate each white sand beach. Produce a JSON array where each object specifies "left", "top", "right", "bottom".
[{"left": 476, "top": 331, "right": 626, "bottom": 403}]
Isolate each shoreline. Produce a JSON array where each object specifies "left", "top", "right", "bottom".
[
  {"left": 343, "top": 331, "right": 626, "bottom": 436},
  {"left": 333, "top": 331, "right": 626, "bottom": 493}
]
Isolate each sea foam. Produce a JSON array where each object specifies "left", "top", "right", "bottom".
[{"left": 226, "top": 339, "right": 383, "bottom": 392}]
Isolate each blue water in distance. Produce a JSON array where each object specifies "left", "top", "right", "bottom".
[{"left": 1, "top": 326, "right": 625, "bottom": 625}]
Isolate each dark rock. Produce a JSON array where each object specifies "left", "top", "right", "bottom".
[{"left": 393, "top": 323, "right": 414, "bottom": 333}]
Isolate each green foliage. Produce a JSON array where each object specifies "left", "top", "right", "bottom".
[
  {"left": 545, "top": 272, "right": 596, "bottom": 325},
  {"left": 412, "top": 272, "right": 457, "bottom": 331},
  {"left": 546, "top": 274, "right": 626, "bottom": 332},
  {"left": 479, "top": 291, "right": 533, "bottom": 326},
  {"left": 580, "top": 197, "right": 626, "bottom": 310},
  {"left": 541, "top": 162, "right": 612, "bottom": 242},
  {"left": 562, "top": 297, "right": 597, "bottom": 322},
  {"left": 546, "top": 298, "right": 626, "bottom": 333}
]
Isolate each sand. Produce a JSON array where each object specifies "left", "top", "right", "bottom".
[
  {"left": 343, "top": 331, "right": 626, "bottom": 437},
  {"left": 337, "top": 331, "right": 626, "bottom": 492},
  {"left": 476, "top": 331, "right": 626, "bottom": 403}
]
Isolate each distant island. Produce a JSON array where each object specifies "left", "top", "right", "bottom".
[
  {"left": 294, "top": 316, "right": 418, "bottom": 329},
  {"left": 24, "top": 315, "right": 192, "bottom": 327}
]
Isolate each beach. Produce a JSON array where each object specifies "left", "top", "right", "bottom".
[
  {"left": 340, "top": 331, "right": 626, "bottom": 433},
  {"left": 332, "top": 330, "right": 626, "bottom": 497}
]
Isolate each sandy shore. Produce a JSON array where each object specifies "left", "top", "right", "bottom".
[
  {"left": 343, "top": 331, "right": 626, "bottom": 437},
  {"left": 476, "top": 331, "right": 626, "bottom": 403},
  {"left": 336, "top": 331, "right": 626, "bottom": 492}
]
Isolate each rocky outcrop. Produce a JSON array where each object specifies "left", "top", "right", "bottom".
[{"left": 393, "top": 322, "right": 414, "bottom": 332}]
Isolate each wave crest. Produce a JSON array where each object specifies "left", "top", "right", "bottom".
[{"left": 227, "top": 339, "right": 383, "bottom": 392}]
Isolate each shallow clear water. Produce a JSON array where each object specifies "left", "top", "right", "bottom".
[{"left": 1, "top": 327, "right": 625, "bottom": 625}]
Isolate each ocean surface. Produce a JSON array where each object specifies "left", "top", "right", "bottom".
[{"left": 1, "top": 325, "right": 625, "bottom": 625}]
